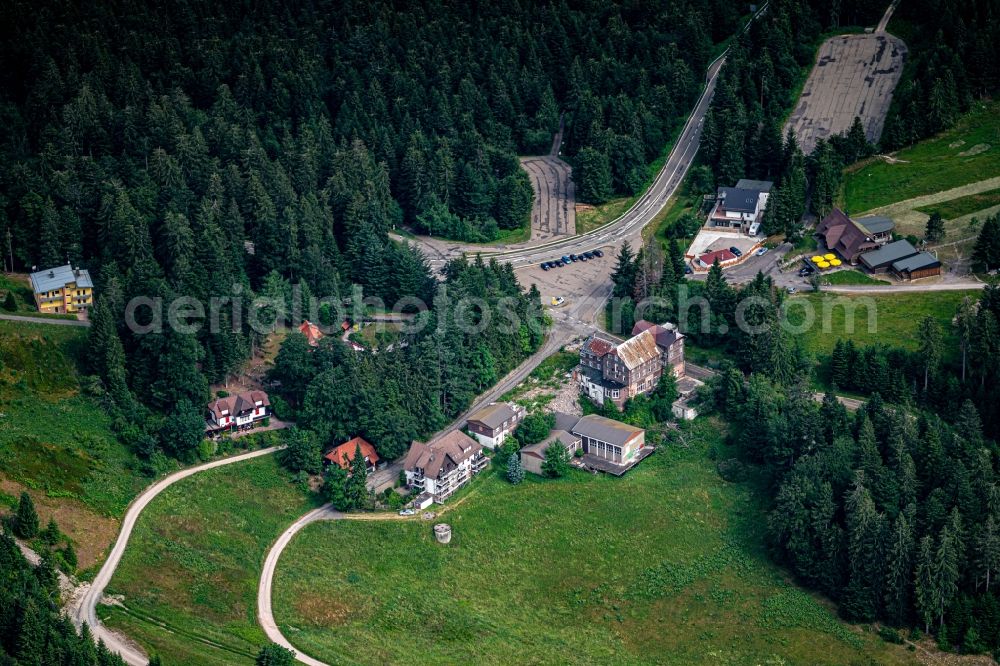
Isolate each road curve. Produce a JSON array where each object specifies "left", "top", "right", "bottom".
[
  {"left": 69, "top": 446, "right": 285, "bottom": 666},
  {"left": 258, "top": 505, "right": 343, "bottom": 666}
]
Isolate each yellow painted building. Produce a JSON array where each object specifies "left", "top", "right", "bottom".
[{"left": 29, "top": 264, "right": 94, "bottom": 314}]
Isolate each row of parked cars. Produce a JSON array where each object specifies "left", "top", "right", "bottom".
[{"left": 540, "top": 249, "right": 604, "bottom": 270}]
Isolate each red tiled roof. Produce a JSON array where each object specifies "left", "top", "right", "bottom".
[
  {"left": 325, "top": 436, "right": 380, "bottom": 471},
  {"left": 699, "top": 249, "right": 736, "bottom": 265},
  {"left": 299, "top": 320, "right": 323, "bottom": 347}
]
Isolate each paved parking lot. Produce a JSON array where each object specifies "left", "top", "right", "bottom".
[
  {"left": 785, "top": 32, "right": 907, "bottom": 154},
  {"left": 516, "top": 249, "right": 614, "bottom": 318}
]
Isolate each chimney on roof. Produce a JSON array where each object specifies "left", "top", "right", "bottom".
[{"left": 48, "top": 271, "right": 55, "bottom": 278}]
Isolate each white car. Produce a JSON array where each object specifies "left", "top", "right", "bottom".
[
  {"left": 551, "top": 296, "right": 566, "bottom": 307},
  {"left": 756, "top": 247, "right": 768, "bottom": 256},
  {"left": 399, "top": 509, "right": 415, "bottom": 516}
]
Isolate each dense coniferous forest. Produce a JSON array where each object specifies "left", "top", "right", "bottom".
[
  {"left": 0, "top": 534, "right": 125, "bottom": 665},
  {"left": 0, "top": 0, "right": 745, "bottom": 465},
  {"left": 881, "top": 0, "right": 1000, "bottom": 150}
]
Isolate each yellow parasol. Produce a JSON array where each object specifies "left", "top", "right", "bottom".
[
  {"left": 824, "top": 253, "right": 837, "bottom": 261},
  {"left": 811, "top": 256, "right": 824, "bottom": 263},
  {"left": 817, "top": 261, "right": 830, "bottom": 269},
  {"left": 830, "top": 258, "right": 842, "bottom": 267}
]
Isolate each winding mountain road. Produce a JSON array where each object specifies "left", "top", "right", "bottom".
[{"left": 68, "top": 446, "right": 285, "bottom": 666}]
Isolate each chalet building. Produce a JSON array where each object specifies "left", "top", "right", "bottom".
[
  {"left": 817, "top": 209, "right": 895, "bottom": 264},
  {"left": 465, "top": 402, "right": 526, "bottom": 449},
  {"left": 707, "top": 180, "right": 772, "bottom": 235},
  {"left": 299, "top": 320, "right": 324, "bottom": 347},
  {"left": 206, "top": 391, "right": 269, "bottom": 432},
  {"left": 324, "top": 436, "right": 379, "bottom": 473},
  {"left": 403, "top": 430, "right": 488, "bottom": 503},
  {"left": 576, "top": 321, "right": 685, "bottom": 409},
  {"left": 520, "top": 430, "right": 580, "bottom": 476},
  {"left": 29, "top": 264, "right": 93, "bottom": 315}
]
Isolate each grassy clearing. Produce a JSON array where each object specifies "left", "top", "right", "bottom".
[
  {"left": 101, "top": 454, "right": 319, "bottom": 666},
  {"left": 820, "top": 270, "right": 890, "bottom": 286},
  {"left": 272, "top": 418, "right": 911, "bottom": 666},
  {"left": 349, "top": 322, "right": 402, "bottom": 349},
  {"left": 840, "top": 101, "right": 1000, "bottom": 213},
  {"left": 0, "top": 320, "right": 147, "bottom": 570},
  {"left": 786, "top": 291, "right": 974, "bottom": 356},
  {"left": 916, "top": 187, "right": 1000, "bottom": 220}
]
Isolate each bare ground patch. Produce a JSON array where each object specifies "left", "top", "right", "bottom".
[{"left": 0, "top": 477, "right": 120, "bottom": 570}]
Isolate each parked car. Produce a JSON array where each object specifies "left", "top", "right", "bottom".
[
  {"left": 729, "top": 246, "right": 743, "bottom": 257},
  {"left": 399, "top": 509, "right": 416, "bottom": 516},
  {"left": 561, "top": 255, "right": 572, "bottom": 264},
  {"left": 756, "top": 247, "right": 768, "bottom": 256},
  {"left": 684, "top": 265, "right": 693, "bottom": 274},
  {"left": 583, "top": 251, "right": 595, "bottom": 259},
  {"left": 554, "top": 259, "right": 564, "bottom": 267},
  {"left": 578, "top": 254, "right": 588, "bottom": 261},
  {"left": 592, "top": 249, "right": 604, "bottom": 257},
  {"left": 786, "top": 287, "right": 797, "bottom": 294},
  {"left": 551, "top": 296, "right": 566, "bottom": 306},
  {"left": 541, "top": 262, "right": 550, "bottom": 271},
  {"left": 798, "top": 265, "right": 814, "bottom": 277}
]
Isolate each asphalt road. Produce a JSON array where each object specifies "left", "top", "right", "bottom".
[{"left": 68, "top": 446, "right": 285, "bottom": 666}]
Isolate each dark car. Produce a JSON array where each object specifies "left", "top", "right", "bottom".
[
  {"left": 570, "top": 254, "right": 579, "bottom": 262},
  {"left": 729, "top": 246, "right": 743, "bottom": 257},
  {"left": 684, "top": 265, "right": 693, "bottom": 275},
  {"left": 561, "top": 255, "right": 572, "bottom": 264},
  {"left": 554, "top": 259, "right": 564, "bottom": 267},
  {"left": 798, "top": 266, "right": 814, "bottom": 277},
  {"left": 592, "top": 249, "right": 604, "bottom": 258},
  {"left": 583, "top": 251, "right": 595, "bottom": 259},
  {"left": 541, "top": 262, "right": 550, "bottom": 271},
  {"left": 578, "top": 253, "right": 588, "bottom": 261}
]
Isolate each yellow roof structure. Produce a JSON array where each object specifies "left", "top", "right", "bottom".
[{"left": 824, "top": 253, "right": 837, "bottom": 261}]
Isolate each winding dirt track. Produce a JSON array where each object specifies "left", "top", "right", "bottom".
[{"left": 67, "top": 446, "right": 285, "bottom": 666}]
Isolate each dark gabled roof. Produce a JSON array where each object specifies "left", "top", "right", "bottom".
[
  {"left": 553, "top": 411, "right": 582, "bottom": 433},
  {"left": 735, "top": 179, "right": 774, "bottom": 193},
  {"left": 717, "top": 187, "right": 759, "bottom": 214},
  {"left": 467, "top": 402, "right": 520, "bottom": 430},
  {"left": 207, "top": 390, "right": 269, "bottom": 419},
  {"left": 860, "top": 239, "right": 919, "bottom": 269},
  {"left": 855, "top": 215, "right": 894, "bottom": 235},
  {"left": 571, "top": 414, "right": 644, "bottom": 447},
  {"left": 892, "top": 252, "right": 941, "bottom": 273},
  {"left": 520, "top": 430, "right": 580, "bottom": 460},
  {"left": 403, "top": 430, "right": 482, "bottom": 479}
]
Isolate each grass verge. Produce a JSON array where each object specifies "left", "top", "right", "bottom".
[
  {"left": 101, "top": 454, "right": 319, "bottom": 665},
  {"left": 840, "top": 101, "right": 1000, "bottom": 213},
  {"left": 820, "top": 270, "right": 890, "bottom": 286},
  {"left": 271, "top": 418, "right": 911, "bottom": 665}
]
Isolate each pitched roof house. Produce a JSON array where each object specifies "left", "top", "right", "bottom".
[
  {"left": 206, "top": 391, "right": 270, "bottom": 432},
  {"left": 325, "top": 436, "right": 379, "bottom": 472},
  {"left": 29, "top": 264, "right": 94, "bottom": 314},
  {"left": 698, "top": 248, "right": 738, "bottom": 268},
  {"left": 466, "top": 402, "right": 526, "bottom": 449},
  {"left": 403, "top": 430, "right": 488, "bottom": 503},
  {"left": 708, "top": 181, "right": 773, "bottom": 235},
  {"left": 817, "top": 209, "right": 895, "bottom": 264},
  {"left": 299, "top": 320, "right": 324, "bottom": 347},
  {"left": 892, "top": 252, "right": 942, "bottom": 280},
  {"left": 859, "top": 239, "right": 919, "bottom": 271}
]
